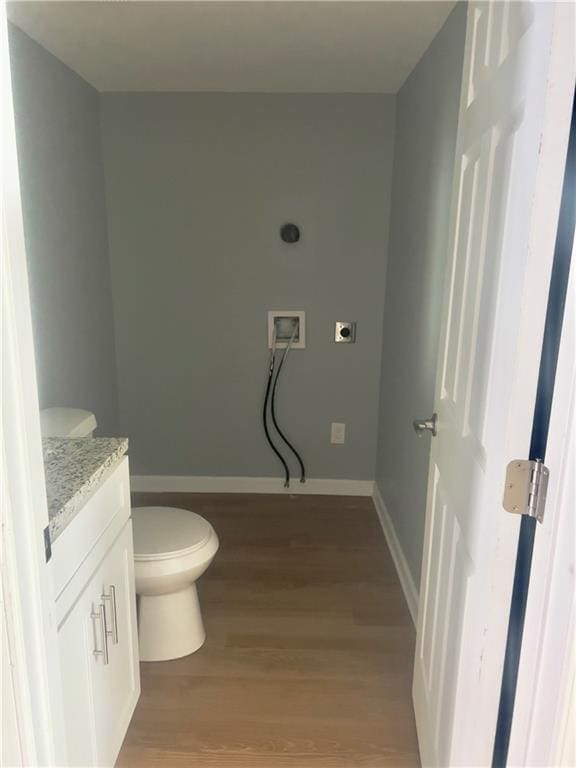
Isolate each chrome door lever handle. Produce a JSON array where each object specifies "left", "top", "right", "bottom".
[{"left": 413, "top": 413, "right": 437, "bottom": 437}]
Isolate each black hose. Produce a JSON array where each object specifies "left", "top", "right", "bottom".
[
  {"left": 262, "top": 352, "right": 290, "bottom": 487},
  {"left": 270, "top": 345, "right": 306, "bottom": 483}
]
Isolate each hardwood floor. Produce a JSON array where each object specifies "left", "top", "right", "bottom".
[{"left": 116, "top": 493, "right": 420, "bottom": 768}]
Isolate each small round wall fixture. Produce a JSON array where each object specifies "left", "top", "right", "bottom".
[{"left": 280, "top": 223, "right": 300, "bottom": 244}]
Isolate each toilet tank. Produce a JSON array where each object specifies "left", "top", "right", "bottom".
[{"left": 40, "top": 408, "right": 97, "bottom": 438}]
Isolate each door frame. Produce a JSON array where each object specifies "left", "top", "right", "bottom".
[
  {"left": 509, "top": 228, "right": 576, "bottom": 767},
  {"left": 493, "top": 5, "right": 575, "bottom": 763},
  {"left": 506, "top": 89, "right": 576, "bottom": 765},
  {"left": 0, "top": 0, "right": 573, "bottom": 763},
  {"left": 1, "top": 4, "right": 65, "bottom": 764}
]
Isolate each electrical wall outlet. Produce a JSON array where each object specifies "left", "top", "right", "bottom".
[{"left": 331, "top": 422, "right": 346, "bottom": 444}]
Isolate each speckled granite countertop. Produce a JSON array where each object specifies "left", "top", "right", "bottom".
[{"left": 43, "top": 437, "right": 128, "bottom": 542}]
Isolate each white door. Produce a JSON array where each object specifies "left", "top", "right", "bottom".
[{"left": 413, "top": 2, "right": 574, "bottom": 766}]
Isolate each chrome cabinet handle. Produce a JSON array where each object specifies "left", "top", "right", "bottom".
[
  {"left": 102, "top": 585, "right": 119, "bottom": 645},
  {"left": 413, "top": 412, "right": 438, "bottom": 437},
  {"left": 91, "top": 604, "right": 109, "bottom": 665}
]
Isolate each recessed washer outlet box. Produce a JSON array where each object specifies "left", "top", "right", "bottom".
[{"left": 268, "top": 311, "right": 306, "bottom": 349}]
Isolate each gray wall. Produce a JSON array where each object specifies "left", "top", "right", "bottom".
[
  {"left": 8, "top": 25, "right": 119, "bottom": 434},
  {"left": 101, "top": 94, "right": 395, "bottom": 478},
  {"left": 375, "top": 5, "right": 467, "bottom": 584}
]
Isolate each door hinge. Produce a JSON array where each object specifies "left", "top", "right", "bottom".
[{"left": 503, "top": 459, "right": 549, "bottom": 524}]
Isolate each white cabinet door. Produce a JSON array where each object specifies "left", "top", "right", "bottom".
[
  {"left": 57, "top": 580, "right": 100, "bottom": 765},
  {"left": 92, "top": 522, "right": 140, "bottom": 767},
  {"left": 57, "top": 521, "right": 140, "bottom": 767}
]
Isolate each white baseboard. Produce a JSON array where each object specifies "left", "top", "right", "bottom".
[
  {"left": 372, "top": 484, "right": 419, "bottom": 626},
  {"left": 130, "top": 475, "right": 375, "bottom": 497}
]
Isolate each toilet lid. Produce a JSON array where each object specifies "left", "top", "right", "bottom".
[{"left": 132, "top": 507, "right": 212, "bottom": 561}]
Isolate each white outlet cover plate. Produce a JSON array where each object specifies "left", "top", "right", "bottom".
[
  {"left": 268, "top": 310, "right": 306, "bottom": 349},
  {"left": 331, "top": 422, "right": 346, "bottom": 444}
]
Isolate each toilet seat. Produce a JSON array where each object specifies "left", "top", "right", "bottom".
[{"left": 132, "top": 506, "right": 212, "bottom": 562}]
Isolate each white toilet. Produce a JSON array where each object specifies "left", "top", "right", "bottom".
[{"left": 131, "top": 506, "right": 219, "bottom": 661}]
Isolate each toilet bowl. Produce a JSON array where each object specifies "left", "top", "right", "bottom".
[{"left": 132, "top": 506, "right": 219, "bottom": 662}]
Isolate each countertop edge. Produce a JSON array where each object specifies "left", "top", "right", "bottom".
[{"left": 46, "top": 437, "right": 129, "bottom": 542}]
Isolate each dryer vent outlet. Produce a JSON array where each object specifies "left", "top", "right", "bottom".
[{"left": 268, "top": 311, "right": 306, "bottom": 349}]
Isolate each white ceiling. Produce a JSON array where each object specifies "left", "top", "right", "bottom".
[{"left": 8, "top": 1, "right": 457, "bottom": 94}]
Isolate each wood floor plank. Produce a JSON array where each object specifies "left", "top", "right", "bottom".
[
  {"left": 118, "top": 747, "right": 419, "bottom": 768},
  {"left": 120, "top": 712, "right": 419, "bottom": 761},
  {"left": 116, "top": 493, "right": 420, "bottom": 768},
  {"left": 140, "top": 645, "right": 411, "bottom": 682}
]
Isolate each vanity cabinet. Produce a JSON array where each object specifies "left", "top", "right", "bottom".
[{"left": 52, "top": 457, "right": 140, "bottom": 767}]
